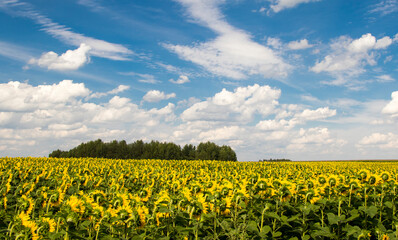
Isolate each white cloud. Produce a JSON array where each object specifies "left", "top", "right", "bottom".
[
  {"left": 143, "top": 90, "right": 176, "bottom": 103},
  {"left": 157, "top": 63, "right": 180, "bottom": 73},
  {"left": 295, "top": 107, "right": 336, "bottom": 121},
  {"left": 266, "top": 37, "right": 283, "bottom": 49},
  {"left": 181, "top": 84, "right": 281, "bottom": 122},
  {"left": 256, "top": 107, "right": 336, "bottom": 131},
  {"left": 198, "top": 126, "right": 243, "bottom": 142},
  {"left": 165, "top": 0, "right": 291, "bottom": 80},
  {"left": 311, "top": 33, "right": 394, "bottom": 86},
  {"left": 382, "top": 91, "right": 398, "bottom": 116},
  {"left": 0, "top": 80, "right": 89, "bottom": 112},
  {"left": 88, "top": 85, "right": 130, "bottom": 99},
  {"left": 293, "top": 127, "right": 332, "bottom": 144},
  {"left": 256, "top": 119, "right": 292, "bottom": 131},
  {"left": 0, "top": 40, "right": 34, "bottom": 62},
  {"left": 369, "top": 0, "right": 398, "bottom": 16},
  {"left": 376, "top": 74, "right": 394, "bottom": 82},
  {"left": 0, "top": 80, "right": 179, "bottom": 156},
  {"left": 268, "top": 0, "right": 321, "bottom": 13},
  {"left": 375, "top": 36, "right": 393, "bottom": 49},
  {"left": 287, "top": 39, "right": 313, "bottom": 50},
  {"left": 169, "top": 75, "right": 190, "bottom": 84},
  {"left": 287, "top": 127, "right": 346, "bottom": 154},
  {"left": 0, "top": 112, "right": 13, "bottom": 126},
  {"left": 0, "top": 0, "right": 133, "bottom": 60},
  {"left": 259, "top": 7, "right": 267, "bottom": 12},
  {"left": 28, "top": 43, "right": 91, "bottom": 71},
  {"left": 358, "top": 132, "right": 398, "bottom": 149},
  {"left": 0, "top": 80, "right": 378, "bottom": 160},
  {"left": 119, "top": 72, "right": 160, "bottom": 84}
]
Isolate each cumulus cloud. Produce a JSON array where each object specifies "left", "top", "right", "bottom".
[
  {"left": 165, "top": 0, "right": 291, "bottom": 80},
  {"left": 181, "top": 84, "right": 281, "bottom": 122},
  {"left": 0, "top": 80, "right": 178, "bottom": 156},
  {"left": 268, "top": 0, "right": 321, "bottom": 13},
  {"left": 0, "top": 80, "right": 89, "bottom": 112},
  {"left": 287, "top": 127, "right": 346, "bottom": 153},
  {"left": 256, "top": 119, "right": 292, "bottom": 131},
  {"left": 143, "top": 90, "right": 176, "bottom": 103},
  {"left": 198, "top": 126, "right": 243, "bottom": 142},
  {"left": 256, "top": 107, "right": 336, "bottom": 130},
  {"left": 358, "top": 132, "right": 398, "bottom": 149},
  {"left": 28, "top": 43, "right": 91, "bottom": 71},
  {"left": 87, "top": 85, "right": 130, "bottom": 99},
  {"left": 293, "top": 127, "right": 333, "bottom": 144},
  {"left": 0, "top": 80, "right": 353, "bottom": 160},
  {"left": 296, "top": 107, "right": 336, "bottom": 121},
  {"left": 311, "top": 33, "right": 394, "bottom": 86},
  {"left": 169, "top": 75, "right": 190, "bottom": 84},
  {"left": 287, "top": 39, "right": 313, "bottom": 50},
  {"left": 382, "top": 91, "right": 398, "bottom": 117}
]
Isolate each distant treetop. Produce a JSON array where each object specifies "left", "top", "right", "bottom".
[
  {"left": 49, "top": 139, "right": 237, "bottom": 161},
  {"left": 259, "top": 158, "right": 291, "bottom": 162}
]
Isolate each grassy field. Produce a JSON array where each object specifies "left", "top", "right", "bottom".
[{"left": 1, "top": 157, "right": 398, "bottom": 239}]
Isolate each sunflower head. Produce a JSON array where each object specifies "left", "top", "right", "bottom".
[
  {"left": 318, "top": 176, "right": 326, "bottom": 185},
  {"left": 380, "top": 172, "right": 390, "bottom": 181}
]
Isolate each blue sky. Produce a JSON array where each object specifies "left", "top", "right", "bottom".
[{"left": 0, "top": 0, "right": 398, "bottom": 161}]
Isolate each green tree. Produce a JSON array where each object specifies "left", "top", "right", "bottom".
[
  {"left": 182, "top": 144, "right": 196, "bottom": 160},
  {"left": 219, "top": 145, "right": 237, "bottom": 161}
]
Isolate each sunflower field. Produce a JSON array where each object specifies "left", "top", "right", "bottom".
[{"left": 1, "top": 157, "right": 398, "bottom": 239}]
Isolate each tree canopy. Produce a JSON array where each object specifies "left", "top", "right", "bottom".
[{"left": 49, "top": 139, "right": 237, "bottom": 161}]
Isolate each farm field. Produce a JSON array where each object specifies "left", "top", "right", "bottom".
[{"left": 1, "top": 157, "right": 398, "bottom": 239}]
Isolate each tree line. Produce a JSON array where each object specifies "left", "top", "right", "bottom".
[
  {"left": 49, "top": 139, "right": 237, "bottom": 161},
  {"left": 259, "top": 158, "right": 291, "bottom": 162}
]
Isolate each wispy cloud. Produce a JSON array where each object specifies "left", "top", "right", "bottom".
[
  {"left": 0, "top": 40, "right": 34, "bottom": 62},
  {"left": 119, "top": 72, "right": 161, "bottom": 84},
  {"left": 164, "top": 0, "right": 291, "bottom": 80},
  {"left": 369, "top": 0, "right": 398, "bottom": 16},
  {"left": 0, "top": 0, "right": 133, "bottom": 60},
  {"left": 268, "top": 0, "right": 321, "bottom": 13}
]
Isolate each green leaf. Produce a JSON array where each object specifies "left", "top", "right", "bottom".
[
  {"left": 366, "top": 206, "right": 378, "bottom": 218},
  {"left": 260, "top": 225, "right": 271, "bottom": 235},
  {"left": 273, "top": 231, "right": 282, "bottom": 237},
  {"left": 79, "top": 220, "right": 91, "bottom": 230},
  {"left": 377, "top": 222, "right": 387, "bottom": 232},
  {"left": 157, "top": 206, "right": 169, "bottom": 213},
  {"left": 344, "top": 209, "right": 359, "bottom": 223},
  {"left": 265, "top": 212, "right": 280, "bottom": 221},
  {"left": 311, "top": 227, "right": 335, "bottom": 238},
  {"left": 384, "top": 201, "right": 393, "bottom": 209},
  {"left": 343, "top": 225, "right": 361, "bottom": 237},
  {"left": 302, "top": 235, "right": 310, "bottom": 240},
  {"left": 327, "top": 213, "right": 339, "bottom": 225},
  {"left": 246, "top": 221, "right": 259, "bottom": 233}
]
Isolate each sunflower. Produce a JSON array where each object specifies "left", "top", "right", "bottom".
[
  {"left": 66, "top": 195, "right": 85, "bottom": 214},
  {"left": 41, "top": 217, "right": 56, "bottom": 232}
]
